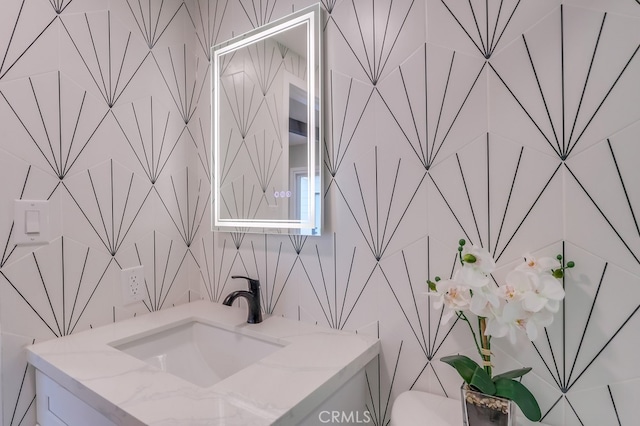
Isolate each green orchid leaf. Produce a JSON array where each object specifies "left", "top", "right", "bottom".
[
  {"left": 494, "top": 378, "right": 541, "bottom": 422},
  {"left": 440, "top": 355, "right": 496, "bottom": 395},
  {"left": 492, "top": 367, "right": 532, "bottom": 381}
]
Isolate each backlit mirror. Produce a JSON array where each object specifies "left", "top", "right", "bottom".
[{"left": 212, "top": 4, "right": 322, "bottom": 235}]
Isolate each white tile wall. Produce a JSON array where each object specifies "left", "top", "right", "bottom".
[{"left": 0, "top": 1, "right": 638, "bottom": 425}]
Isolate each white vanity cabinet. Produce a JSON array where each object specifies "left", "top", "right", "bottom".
[
  {"left": 28, "top": 301, "right": 379, "bottom": 426},
  {"left": 36, "top": 371, "right": 118, "bottom": 426}
]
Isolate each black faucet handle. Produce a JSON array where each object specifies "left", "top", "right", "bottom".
[{"left": 231, "top": 275, "right": 260, "bottom": 293}]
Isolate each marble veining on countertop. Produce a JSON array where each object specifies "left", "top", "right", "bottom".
[{"left": 27, "top": 300, "right": 380, "bottom": 426}]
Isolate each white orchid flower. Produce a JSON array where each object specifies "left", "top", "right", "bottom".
[
  {"left": 516, "top": 254, "right": 560, "bottom": 275},
  {"left": 455, "top": 266, "right": 490, "bottom": 289},
  {"left": 506, "top": 269, "right": 565, "bottom": 313},
  {"left": 461, "top": 244, "right": 496, "bottom": 274},
  {"left": 431, "top": 279, "right": 472, "bottom": 323}
]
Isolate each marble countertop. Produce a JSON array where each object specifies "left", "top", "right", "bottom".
[{"left": 26, "top": 300, "right": 380, "bottom": 426}]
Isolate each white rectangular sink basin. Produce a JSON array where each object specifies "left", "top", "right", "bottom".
[{"left": 113, "top": 320, "right": 284, "bottom": 388}]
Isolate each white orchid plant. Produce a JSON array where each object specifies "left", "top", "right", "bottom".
[{"left": 428, "top": 239, "right": 574, "bottom": 421}]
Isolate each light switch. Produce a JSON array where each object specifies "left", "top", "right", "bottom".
[
  {"left": 25, "top": 210, "right": 40, "bottom": 234},
  {"left": 14, "top": 200, "right": 50, "bottom": 245}
]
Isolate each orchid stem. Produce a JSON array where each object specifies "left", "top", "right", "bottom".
[{"left": 479, "top": 317, "right": 492, "bottom": 377}]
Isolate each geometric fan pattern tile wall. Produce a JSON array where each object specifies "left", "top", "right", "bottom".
[
  {"left": 213, "top": 1, "right": 640, "bottom": 426},
  {"left": 0, "top": 2, "right": 638, "bottom": 426},
  {"left": 0, "top": 0, "right": 207, "bottom": 424}
]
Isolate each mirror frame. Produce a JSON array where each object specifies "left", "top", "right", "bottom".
[{"left": 211, "top": 3, "right": 322, "bottom": 233}]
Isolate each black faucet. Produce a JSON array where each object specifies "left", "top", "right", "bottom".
[{"left": 222, "top": 276, "right": 263, "bottom": 323}]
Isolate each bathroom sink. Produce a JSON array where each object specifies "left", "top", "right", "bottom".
[{"left": 112, "top": 320, "right": 284, "bottom": 388}]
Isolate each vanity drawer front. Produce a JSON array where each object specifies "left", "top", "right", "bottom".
[{"left": 36, "top": 371, "right": 117, "bottom": 426}]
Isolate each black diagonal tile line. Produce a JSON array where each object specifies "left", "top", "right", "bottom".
[
  {"left": 271, "top": 253, "right": 302, "bottom": 313},
  {"left": 67, "top": 252, "right": 113, "bottom": 335},
  {"left": 289, "top": 235, "right": 307, "bottom": 254},
  {"left": 365, "top": 343, "right": 400, "bottom": 426},
  {"left": 157, "top": 241, "right": 189, "bottom": 311},
  {"left": 49, "top": 0, "right": 75, "bottom": 14},
  {"left": 186, "top": 118, "right": 211, "bottom": 183},
  {"left": 219, "top": 128, "right": 244, "bottom": 186},
  {"left": 539, "top": 395, "right": 564, "bottom": 424},
  {"left": 521, "top": 34, "right": 562, "bottom": 157},
  {"left": 133, "top": 242, "right": 153, "bottom": 312},
  {"left": 186, "top": 0, "right": 229, "bottom": 60},
  {"left": 565, "top": 300, "right": 640, "bottom": 393},
  {"left": 203, "top": 237, "right": 249, "bottom": 303},
  {"left": 565, "top": 395, "right": 586, "bottom": 426},
  {"left": 381, "top": 342, "right": 401, "bottom": 425},
  {"left": 565, "top": 262, "right": 608, "bottom": 389},
  {"left": 430, "top": 141, "right": 562, "bottom": 262},
  {"left": 607, "top": 385, "right": 623, "bottom": 426},
  {"left": 155, "top": 170, "right": 210, "bottom": 247},
  {"left": 456, "top": 152, "right": 483, "bottom": 248},
  {"left": 439, "top": 0, "right": 522, "bottom": 59},
  {"left": 466, "top": 0, "right": 487, "bottom": 54},
  {"left": 230, "top": 232, "right": 247, "bottom": 250},
  {"left": 492, "top": 162, "right": 561, "bottom": 262},
  {"left": 489, "top": 0, "right": 519, "bottom": 55},
  {"left": 264, "top": 95, "right": 283, "bottom": 148},
  {"left": 565, "top": 11, "right": 604, "bottom": 156},
  {"left": 8, "top": 342, "right": 36, "bottom": 426},
  {"left": 60, "top": 12, "right": 150, "bottom": 107},
  {"left": 200, "top": 237, "right": 216, "bottom": 301},
  {"left": 0, "top": 272, "right": 59, "bottom": 337},
  {"left": 607, "top": 139, "right": 640, "bottom": 237},
  {"left": 220, "top": 71, "right": 265, "bottom": 139},
  {"left": 565, "top": 42, "right": 640, "bottom": 159},
  {"left": 1, "top": 73, "right": 109, "bottom": 179},
  {"left": 0, "top": 1, "right": 57, "bottom": 80},
  {"left": 565, "top": 164, "right": 640, "bottom": 266},
  {"left": 299, "top": 236, "right": 375, "bottom": 329},
  {"left": 430, "top": 251, "right": 460, "bottom": 357},
  {"left": 112, "top": 100, "right": 184, "bottom": 184},
  {"left": 324, "top": 72, "right": 375, "bottom": 177},
  {"left": 490, "top": 7, "right": 640, "bottom": 160},
  {"left": 492, "top": 145, "right": 522, "bottom": 256},
  {"left": 281, "top": 43, "right": 306, "bottom": 79},
  {"left": 152, "top": 46, "right": 208, "bottom": 124},
  {"left": 321, "top": 0, "right": 336, "bottom": 14},
  {"left": 199, "top": 236, "right": 248, "bottom": 303},
  {"left": 244, "top": 130, "right": 282, "bottom": 193},
  {"left": 330, "top": 0, "right": 415, "bottom": 85},
  {"left": 336, "top": 148, "right": 427, "bottom": 261},
  {"left": 380, "top": 254, "right": 425, "bottom": 357},
  {"left": 63, "top": 164, "right": 153, "bottom": 256},
  {"left": 33, "top": 252, "right": 62, "bottom": 336},
  {"left": 489, "top": 63, "right": 561, "bottom": 158},
  {"left": 3, "top": 238, "right": 113, "bottom": 338},
  {"left": 531, "top": 336, "right": 563, "bottom": 390},
  {"left": 248, "top": 235, "right": 292, "bottom": 314},
  {"left": 377, "top": 46, "right": 486, "bottom": 169},
  {"left": 238, "top": 0, "right": 278, "bottom": 29},
  {"left": 219, "top": 177, "right": 266, "bottom": 222},
  {"left": 408, "top": 360, "right": 429, "bottom": 392},
  {"left": 219, "top": 49, "right": 238, "bottom": 78},
  {"left": 125, "top": 0, "right": 184, "bottom": 49},
  {"left": 248, "top": 40, "right": 284, "bottom": 96}
]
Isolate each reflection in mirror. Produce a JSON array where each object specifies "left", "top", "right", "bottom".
[{"left": 212, "top": 4, "right": 321, "bottom": 235}]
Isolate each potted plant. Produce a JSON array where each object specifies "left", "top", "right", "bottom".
[{"left": 428, "top": 239, "right": 574, "bottom": 425}]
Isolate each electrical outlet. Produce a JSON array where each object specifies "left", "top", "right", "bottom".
[{"left": 121, "top": 265, "right": 145, "bottom": 306}]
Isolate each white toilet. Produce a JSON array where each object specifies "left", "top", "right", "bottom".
[{"left": 391, "top": 391, "right": 462, "bottom": 425}]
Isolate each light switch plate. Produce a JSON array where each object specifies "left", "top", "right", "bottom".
[{"left": 14, "top": 200, "right": 50, "bottom": 245}]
